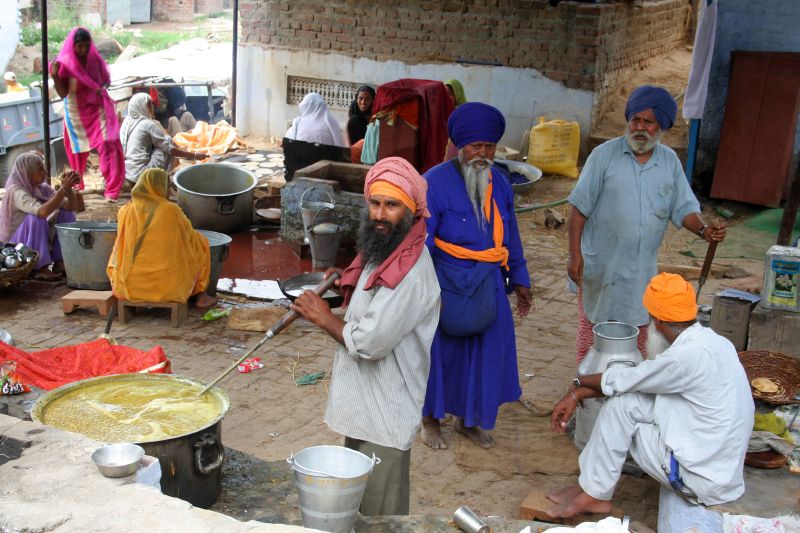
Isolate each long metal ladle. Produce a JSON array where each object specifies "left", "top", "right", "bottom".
[{"left": 197, "top": 272, "right": 341, "bottom": 396}]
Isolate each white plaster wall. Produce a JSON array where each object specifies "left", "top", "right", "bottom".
[
  {"left": 0, "top": 0, "right": 21, "bottom": 75},
  {"left": 236, "top": 46, "right": 593, "bottom": 152}
]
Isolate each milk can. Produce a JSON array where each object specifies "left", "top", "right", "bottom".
[{"left": 574, "top": 322, "right": 642, "bottom": 450}]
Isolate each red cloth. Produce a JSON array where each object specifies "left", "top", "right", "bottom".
[
  {"left": 373, "top": 79, "right": 454, "bottom": 173},
  {"left": 0, "top": 339, "right": 171, "bottom": 391}
]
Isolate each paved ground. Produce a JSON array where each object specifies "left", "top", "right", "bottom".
[{"left": 0, "top": 150, "right": 766, "bottom": 529}]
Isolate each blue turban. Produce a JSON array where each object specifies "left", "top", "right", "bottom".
[
  {"left": 448, "top": 102, "right": 506, "bottom": 148},
  {"left": 624, "top": 85, "right": 677, "bottom": 131}
]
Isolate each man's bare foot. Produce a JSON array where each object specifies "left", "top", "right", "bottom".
[
  {"left": 421, "top": 416, "right": 447, "bottom": 450},
  {"left": 33, "top": 267, "right": 62, "bottom": 281},
  {"left": 195, "top": 293, "right": 217, "bottom": 309},
  {"left": 454, "top": 417, "right": 495, "bottom": 449},
  {"left": 548, "top": 490, "right": 612, "bottom": 519},
  {"left": 52, "top": 260, "right": 66, "bottom": 274},
  {"left": 545, "top": 484, "right": 583, "bottom": 505}
]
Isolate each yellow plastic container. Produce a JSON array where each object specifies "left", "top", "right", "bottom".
[{"left": 528, "top": 117, "right": 580, "bottom": 178}]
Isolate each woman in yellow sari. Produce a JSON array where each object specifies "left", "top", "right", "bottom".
[{"left": 107, "top": 168, "right": 216, "bottom": 308}]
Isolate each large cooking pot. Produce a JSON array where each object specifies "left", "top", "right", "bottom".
[
  {"left": 31, "top": 373, "right": 229, "bottom": 509},
  {"left": 174, "top": 163, "right": 257, "bottom": 233}
]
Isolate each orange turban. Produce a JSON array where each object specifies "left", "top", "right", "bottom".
[{"left": 642, "top": 273, "right": 697, "bottom": 322}]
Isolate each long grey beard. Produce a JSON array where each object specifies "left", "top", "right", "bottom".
[
  {"left": 624, "top": 128, "right": 662, "bottom": 155},
  {"left": 459, "top": 155, "right": 492, "bottom": 229}
]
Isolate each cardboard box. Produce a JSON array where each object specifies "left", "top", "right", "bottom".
[{"left": 710, "top": 289, "right": 761, "bottom": 351}]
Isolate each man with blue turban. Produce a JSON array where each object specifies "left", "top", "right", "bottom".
[
  {"left": 567, "top": 85, "right": 727, "bottom": 371},
  {"left": 420, "top": 102, "right": 532, "bottom": 450}
]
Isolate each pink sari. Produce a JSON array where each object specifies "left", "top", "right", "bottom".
[{"left": 53, "top": 28, "right": 124, "bottom": 198}]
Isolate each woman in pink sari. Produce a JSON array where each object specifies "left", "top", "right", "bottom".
[{"left": 50, "top": 27, "right": 124, "bottom": 201}]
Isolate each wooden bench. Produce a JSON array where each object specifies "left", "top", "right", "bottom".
[
  {"left": 118, "top": 299, "right": 188, "bottom": 328},
  {"left": 61, "top": 290, "right": 117, "bottom": 318}
]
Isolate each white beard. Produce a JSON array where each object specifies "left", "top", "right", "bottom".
[
  {"left": 645, "top": 319, "right": 671, "bottom": 359},
  {"left": 459, "top": 154, "right": 492, "bottom": 228},
  {"left": 625, "top": 128, "right": 662, "bottom": 155}
]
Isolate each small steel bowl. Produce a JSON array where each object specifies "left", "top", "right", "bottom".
[{"left": 91, "top": 443, "right": 145, "bottom": 478}]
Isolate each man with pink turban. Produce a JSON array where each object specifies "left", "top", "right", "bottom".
[
  {"left": 547, "top": 273, "right": 753, "bottom": 518},
  {"left": 292, "top": 157, "right": 440, "bottom": 516}
]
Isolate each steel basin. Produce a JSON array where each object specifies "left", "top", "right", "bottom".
[{"left": 174, "top": 163, "right": 256, "bottom": 233}]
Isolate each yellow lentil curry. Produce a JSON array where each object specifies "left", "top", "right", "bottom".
[{"left": 40, "top": 379, "right": 224, "bottom": 443}]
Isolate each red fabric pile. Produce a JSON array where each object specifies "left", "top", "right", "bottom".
[
  {"left": 373, "top": 78, "right": 455, "bottom": 173},
  {"left": 0, "top": 339, "right": 171, "bottom": 391}
]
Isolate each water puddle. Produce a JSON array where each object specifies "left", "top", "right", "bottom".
[{"left": 217, "top": 230, "right": 354, "bottom": 300}]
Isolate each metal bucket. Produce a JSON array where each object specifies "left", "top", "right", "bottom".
[
  {"left": 0, "top": 329, "right": 14, "bottom": 346},
  {"left": 174, "top": 163, "right": 257, "bottom": 233},
  {"left": 308, "top": 208, "right": 344, "bottom": 269},
  {"left": 574, "top": 322, "right": 642, "bottom": 450},
  {"left": 55, "top": 222, "right": 117, "bottom": 290},
  {"left": 287, "top": 445, "right": 380, "bottom": 533},
  {"left": 197, "top": 230, "right": 231, "bottom": 297},
  {"left": 300, "top": 187, "right": 335, "bottom": 244}
]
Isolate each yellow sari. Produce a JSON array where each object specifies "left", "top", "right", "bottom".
[{"left": 107, "top": 169, "right": 210, "bottom": 303}]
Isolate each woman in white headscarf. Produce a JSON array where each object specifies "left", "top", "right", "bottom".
[
  {"left": 284, "top": 92, "right": 345, "bottom": 147},
  {"left": 120, "top": 92, "right": 205, "bottom": 183}
]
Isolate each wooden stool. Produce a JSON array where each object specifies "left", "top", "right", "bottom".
[
  {"left": 61, "top": 290, "right": 117, "bottom": 317},
  {"left": 518, "top": 486, "right": 624, "bottom": 525},
  {"left": 118, "top": 299, "right": 188, "bottom": 328}
]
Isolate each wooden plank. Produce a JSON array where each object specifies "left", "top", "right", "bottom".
[
  {"left": 227, "top": 305, "right": 293, "bottom": 333},
  {"left": 518, "top": 486, "right": 624, "bottom": 526}
]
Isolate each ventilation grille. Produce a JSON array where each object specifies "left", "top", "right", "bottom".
[{"left": 286, "top": 76, "right": 364, "bottom": 110}]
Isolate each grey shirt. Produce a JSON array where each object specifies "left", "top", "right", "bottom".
[
  {"left": 568, "top": 137, "right": 700, "bottom": 326},
  {"left": 120, "top": 117, "right": 174, "bottom": 182},
  {"left": 324, "top": 247, "right": 440, "bottom": 451}
]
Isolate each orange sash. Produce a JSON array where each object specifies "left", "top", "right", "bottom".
[{"left": 434, "top": 170, "right": 509, "bottom": 268}]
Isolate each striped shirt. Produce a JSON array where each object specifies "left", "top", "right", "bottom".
[{"left": 324, "top": 247, "right": 441, "bottom": 451}]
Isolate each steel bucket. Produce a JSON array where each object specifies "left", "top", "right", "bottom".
[
  {"left": 197, "top": 230, "right": 231, "bottom": 297},
  {"left": 287, "top": 445, "right": 380, "bottom": 533},
  {"left": 55, "top": 222, "right": 117, "bottom": 290},
  {"left": 300, "top": 187, "right": 335, "bottom": 244},
  {"left": 574, "top": 322, "right": 642, "bottom": 450},
  {"left": 308, "top": 208, "right": 343, "bottom": 269},
  {"left": 174, "top": 163, "right": 257, "bottom": 233}
]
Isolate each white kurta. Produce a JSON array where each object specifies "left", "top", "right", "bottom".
[
  {"left": 580, "top": 324, "right": 754, "bottom": 505},
  {"left": 324, "top": 247, "right": 440, "bottom": 451}
]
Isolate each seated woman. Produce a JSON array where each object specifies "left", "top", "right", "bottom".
[
  {"left": 0, "top": 152, "right": 80, "bottom": 281},
  {"left": 107, "top": 168, "right": 216, "bottom": 308},
  {"left": 345, "top": 85, "right": 375, "bottom": 145},
  {"left": 284, "top": 92, "right": 345, "bottom": 147},
  {"left": 120, "top": 92, "right": 205, "bottom": 184}
]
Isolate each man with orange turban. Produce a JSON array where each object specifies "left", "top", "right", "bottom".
[
  {"left": 546, "top": 273, "right": 753, "bottom": 518},
  {"left": 292, "top": 157, "right": 440, "bottom": 516}
]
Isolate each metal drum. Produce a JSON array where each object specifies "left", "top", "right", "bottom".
[
  {"left": 55, "top": 222, "right": 117, "bottom": 290},
  {"left": 174, "top": 163, "right": 256, "bottom": 233},
  {"left": 574, "top": 322, "right": 642, "bottom": 450}
]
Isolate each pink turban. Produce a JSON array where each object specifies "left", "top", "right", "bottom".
[{"left": 364, "top": 157, "right": 430, "bottom": 218}]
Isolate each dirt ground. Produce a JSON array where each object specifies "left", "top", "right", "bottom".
[{"left": 0, "top": 138, "right": 768, "bottom": 529}]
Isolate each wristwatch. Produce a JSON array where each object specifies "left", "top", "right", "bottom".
[{"left": 573, "top": 377, "right": 582, "bottom": 388}]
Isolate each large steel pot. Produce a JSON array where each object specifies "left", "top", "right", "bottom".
[
  {"left": 574, "top": 322, "right": 642, "bottom": 450},
  {"left": 31, "top": 373, "right": 229, "bottom": 509},
  {"left": 174, "top": 163, "right": 256, "bottom": 233}
]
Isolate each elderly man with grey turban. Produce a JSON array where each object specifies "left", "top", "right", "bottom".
[{"left": 567, "top": 85, "right": 727, "bottom": 368}]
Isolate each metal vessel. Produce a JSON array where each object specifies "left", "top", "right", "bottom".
[{"left": 574, "top": 322, "right": 642, "bottom": 450}]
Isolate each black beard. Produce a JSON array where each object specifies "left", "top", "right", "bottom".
[{"left": 356, "top": 211, "right": 414, "bottom": 266}]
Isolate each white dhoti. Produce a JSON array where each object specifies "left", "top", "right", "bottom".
[{"left": 578, "top": 392, "right": 700, "bottom": 501}]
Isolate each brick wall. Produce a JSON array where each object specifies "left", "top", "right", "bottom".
[
  {"left": 239, "top": 0, "right": 688, "bottom": 127},
  {"left": 195, "top": 0, "right": 224, "bottom": 14},
  {"left": 153, "top": 0, "right": 195, "bottom": 22}
]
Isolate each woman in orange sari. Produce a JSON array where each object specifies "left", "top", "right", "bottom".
[{"left": 107, "top": 168, "right": 216, "bottom": 308}]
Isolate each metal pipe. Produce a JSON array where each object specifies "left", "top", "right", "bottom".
[
  {"left": 41, "top": 0, "right": 50, "bottom": 180},
  {"left": 206, "top": 82, "right": 214, "bottom": 122},
  {"left": 231, "top": 0, "right": 239, "bottom": 127}
]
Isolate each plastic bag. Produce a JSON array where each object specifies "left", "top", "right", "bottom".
[
  {"left": 528, "top": 117, "right": 580, "bottom": 178},
  {"left": 0, "top": 361, "right": 31, "bottom": 395}
]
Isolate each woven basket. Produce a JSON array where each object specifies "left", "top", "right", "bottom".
[
  {"left": 0, "top": 251, "right": 39, "bottom": 291},
  {"left": 738, "top": 349, "right": 800, "bottom": 405}
]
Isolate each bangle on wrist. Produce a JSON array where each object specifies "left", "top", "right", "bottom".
[
  {"left": 568, "top": 389, "right": 583, "bottom": 407},
  {"left": 697, "top": 224, "right": 708, "bottom": 238}
]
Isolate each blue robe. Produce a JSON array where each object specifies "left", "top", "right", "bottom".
[{"left": 422, "top": 160, "right": 531, "bottom": 429}]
